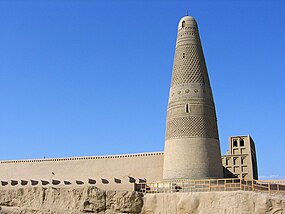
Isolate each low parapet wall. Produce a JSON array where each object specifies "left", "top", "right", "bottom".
[
  {"left": 139, "top": 178, "right": 285, "bottom": 196},
  {"left": 0, "top": 152, "right": 164, "bottom": 191}
]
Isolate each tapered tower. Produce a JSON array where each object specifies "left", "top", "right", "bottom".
[{"left": 163, "top": 16, "right": 223, "bottom": 179}]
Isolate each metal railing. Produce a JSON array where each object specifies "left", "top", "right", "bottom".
[{"left": 138, "top": 178, "right": 285, "bottom": 195}]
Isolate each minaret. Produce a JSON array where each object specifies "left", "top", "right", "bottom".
[{"left": 163, "top": 16, "right": 223, "bottom": 179}]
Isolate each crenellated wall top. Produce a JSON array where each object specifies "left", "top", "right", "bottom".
[{"left": 0, "top": 152, "right": 164, "bottom": 164}]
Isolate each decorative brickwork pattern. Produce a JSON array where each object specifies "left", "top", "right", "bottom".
[
  {"left": 166, "top": 116, "right": 218, "bottom": 140},
  {"left": 164, "top": 16, "right": 223, "bottom": 179},
  {"left": 171, "top": 45, "right": 206, "bottom": 86}
]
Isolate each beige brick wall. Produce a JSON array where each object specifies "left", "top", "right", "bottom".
[{"left": 0, "top": 152, "right": 164, "bottom": 191}]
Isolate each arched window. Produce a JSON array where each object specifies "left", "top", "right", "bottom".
[
  {"left": 182, "top": 21, "right": 185, "bottom": 28},
  {"left": 185, "top": 104, "right": 189, "bottom": 113},
  {"left": 241, "top": 157, "right": 245, "bottom": 164},
  {"left": 240, "top": 139, "right": 245, "bottom": 147},
  {"left": 233, "top": 139, "right": 238, "bottom": 147}
]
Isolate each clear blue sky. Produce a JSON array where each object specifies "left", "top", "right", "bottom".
[{"left": 0, "top": 0, "right": 284, "bottom": 179}]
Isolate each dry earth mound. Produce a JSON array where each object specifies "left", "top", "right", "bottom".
[
  {"left": 142, "top": 191, "right": 285, "bottom": 214},
  {"left": 0, "top": 187, "right": 285, "bottom": 213},
  {"left": 0, "top": 186, "right": 143, "bottom": 213}
]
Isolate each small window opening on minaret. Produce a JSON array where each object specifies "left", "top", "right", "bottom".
[
  {"left": 182, "top": 21, "right": 185, "bottom": 28},
  {"left": 240, "top": 139, "right": 245, "bottom": 147},
  {"left": 182, "top": 53, "right": 185, "bottom": 59},
  {"left": 185, "top": 104, "right": 189, "bottom": 113},
  {"left": 233, "top": 140, "right": 238, "bottom": 147}
]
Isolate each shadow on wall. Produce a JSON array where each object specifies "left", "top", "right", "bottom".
[
  {"left": 101, "top": 179, "right": 109, "bottom": 184},
  {"left": 129, "top": 177, "right": 136, "bottom": 183},
  {"left": 114, "top": 178, "right": 121, "bottom": 183},
  {"left": 223, "top": 167, "right": 237, "bottom": 178},
  {"left": 76, "top": 180, "right": 84, "bottom": 185},
  {"left": 0, "top": 176, "right": 144, "bottom": 189}
]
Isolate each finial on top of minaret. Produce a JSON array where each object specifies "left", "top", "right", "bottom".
[{"left": 186, "top": 9, "right": 188, "bottom": 16}]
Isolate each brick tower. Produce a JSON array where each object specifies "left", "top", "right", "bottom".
[{"left": 163, "top": 16, "right": 223, "bottom": 179}]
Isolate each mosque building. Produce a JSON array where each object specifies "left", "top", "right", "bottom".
[{"left": 0, "top": 15, "right": 258, "bottom": 191}]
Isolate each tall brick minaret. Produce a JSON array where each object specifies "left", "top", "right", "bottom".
[{"left": 163, "top": 16, "right": 223, "bottom": 179}]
